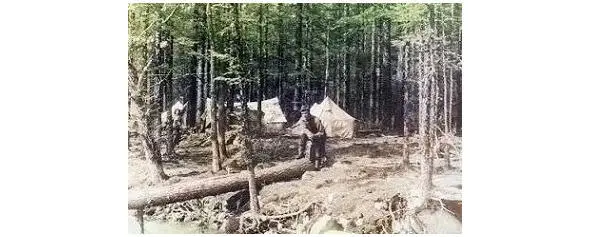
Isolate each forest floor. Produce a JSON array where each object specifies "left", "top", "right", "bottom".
[{"left": 128, "top": 132, "right": 462, "bottom": 234}]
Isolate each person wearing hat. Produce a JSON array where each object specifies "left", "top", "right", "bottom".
[{"left": 296, "top": 104, "right": 327, "bottom": 169}]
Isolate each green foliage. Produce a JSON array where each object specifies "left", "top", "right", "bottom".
[{"left": 128, "top": 2, "right": 462, "bottom": 93}]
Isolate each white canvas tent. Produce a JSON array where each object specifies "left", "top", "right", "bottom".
[
  {"left": 203, "top": 97, "right": 287, "bottom": 133},
  {"left": 235, "top": 97, "right": 287, "bottom": 133},
  {"left": 290, "top": 97, "right": 357, "bottom": 138}
]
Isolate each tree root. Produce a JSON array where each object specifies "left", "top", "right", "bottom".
[
  {"left": 238, "top": 202, "right": 316, "bottom": 234},
  {"left": 260, "top": 202, "right": 315, "bottom": 220},
  {"left": 382, "top": 193, "right": 432, "bottom": 234}
]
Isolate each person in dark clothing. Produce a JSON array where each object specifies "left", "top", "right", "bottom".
[{"left": 296, "top": 105, "right": 327, "bottom": 169}]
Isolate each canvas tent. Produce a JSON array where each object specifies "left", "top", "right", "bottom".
[
  {"left": 202, "top": 97, "right": 288, "bottom": 133},
  {"left": 233, "top": 97, "right": 287, "bottom": 133},
  {"left": 290, "top": 97, "right": 357, "bottom": 138}
]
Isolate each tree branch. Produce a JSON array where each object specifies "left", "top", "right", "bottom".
[
  {"left": 243, "top": 202, "right": 315, "bottom": 221},
  {"left": 136, "top": 57, "right": 154, "bottom": 91},
  {"left": 139, "top": 5, "right": 180, "bottom": 37}
]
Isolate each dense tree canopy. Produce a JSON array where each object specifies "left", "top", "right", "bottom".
[{"left": 128, "top": 2, "right": 462, "bottom": 135}]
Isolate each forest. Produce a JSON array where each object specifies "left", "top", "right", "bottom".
[{"left": 128, "top": 3, "right": 462, "bottom": 234}]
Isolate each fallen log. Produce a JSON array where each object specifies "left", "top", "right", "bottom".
[{"left": 128, "top": 159, "right": 315, "bottom": 209}]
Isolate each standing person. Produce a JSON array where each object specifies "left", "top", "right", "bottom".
[
  {"left": 296, "top": 105, "right": 327, "bottom": 169},
  {"left": 171, "top": 96, "right": 186, "bottom": 146},
  {"left": 171, "top": 96, "right": 186, "bottom": 127}
]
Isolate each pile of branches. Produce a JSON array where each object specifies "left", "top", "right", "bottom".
[
  {"left": 236, "top": 201, "right": 322, "bottom": 234},
  {"left": 253, "top": 137, "right": 299, "bottom": 161},
  {"left": 373, "top": 194, "right": 459, "bottom": 234},
  {"left": 144, "top": 196, "right": 228, "bottom": 232}
]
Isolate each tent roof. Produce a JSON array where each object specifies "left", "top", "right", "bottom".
[
  {"left": 312, "top": 97, "right": 356, "bottom": 121},
  {"left": 289, "top": 97, "right": 357, "bottom": 138},
  {"left": 205, "top": 97, "right": 287, "bottom": 124},
  {"left": 248, "top": 97, "right": 287, "bottom": 123}
]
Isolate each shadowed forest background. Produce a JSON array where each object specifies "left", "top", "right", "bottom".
[{"left": 128, "top": 2, "right": 462, "bottom": 136}]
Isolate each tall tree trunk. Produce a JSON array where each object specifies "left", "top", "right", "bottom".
[
  {"left": 227, "top": 87, "right": 235, "bottom": 114},
  {"left": 196, "top": 69, "right": 203, "bottom": 131},
  {"left": 368, "top": 21, "right": 376, "bottom": 123},
  {"left": 348, "top": 21, "right": 357, "bottom": 117},
  {"left": 381, "top": 19, "right": 393, "bottom": 130},
  {"left": 187, "top": 5, "right": 199, "bottom": 129},
  {"left": 295, "top": 3, "right": 303, "bottom": 110},
  {"left": 417, "top": 40, "right": 433, "bottom": 207},
  {"left": 241, "top": 84, "right": 251, "bottom": 135},
  {"left": 277, "top": 3, "right": 285, "bottom": 100},
  {"left": 336, "top": 53, "right": 341, "bottom": 106},
  {"left": 454, "top": 3, "right": 462, "bottom": 136},
  {"left": 428, "top": 6, "right": 439, "bottom": 159},
  {"left": 196, "top": 54, "right": 204, "bottom": 132},
  {"left": 257, "top": 4, "right": 265, "bottom": 133},
  {"left": 195, "top": 4, "right": 207, "bottom": 132},
  {"left": 159, "top": 28, "right": 174, "bottom": 114},
  {"left": 341, "top": 45, "right": 347, "bottom": 108},
  {"left": 442, "top": 34, "right": 449, "bottom": 133},
  {"left": 154, "top": 31, "right": 164, "bottom": 113},
  {"left": 160, "top": 29, "right": 175, "bottom": 159},
  {"left": 207, "top": 3, "right": 221, "bottom": 173},
  {"left": 449, "top": 68, "right": 454, "bottom": 134},
  {"left": 429, "top": 39, "right": 438, "bottom": 159},
  {"left": 210, "top": 80, "right": 221, "bottom": 172},
  {"left": 228, "top": 4, "right": 242, "bottom": 115},
  {"left": 238, "top": 16, "right": 259, "bottom": 208},
  {"left": 342, "top": 5, "right": 350, "bottom": 110},
  {"left": 359, "top": 26, "right": 367, "bottom": 121},
  {"left": 375, "top": 19, "right": 383, "bottom": 126},
  {"left": 324, "top": 26, "right": 330, "bottom": 98},
  {"left": 203, "top": 6, "right": 210, "bottom": 99},
  {"left": 445, "top": 68, "right": 453, "bottom": 169},
  {"left": 197, "top": 16, "right": 207, "bottom": 133},
  {"left": 448, "top": 4, "right": 460, "bottom": 134},
  {"left": 217, "top": 82, "right": 230, "bottom": 162},
  {"left": 304, "top": 4, "right": 311, "bottom": 94},
  {"left": 263, "top": 12, "right": 269, "bottom": 100},
  {"left": 335, "top": 7, "right": 347, "bottom": 107},
  {"left": 401, "top": 43, "right": 410, "bottom": 166},
  {"left": 393, "top": 43, "right": 404, "bottom": 135},
  {"left": 152, "top": 29, "right": 167, "bottom": 158},
  {"left": 240, "top": 66, "right": 260, "bottom": 213},
  {"left": 166, "top": 34, "right": 174, "bottom": 109}
]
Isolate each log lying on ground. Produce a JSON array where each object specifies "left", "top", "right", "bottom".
[{"left": 129, "top": 159, "right": 315, "bottom": 209}]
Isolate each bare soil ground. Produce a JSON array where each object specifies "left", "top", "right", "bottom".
[{"left": 128, "top": 133, "right": 462, "bottom": 234}]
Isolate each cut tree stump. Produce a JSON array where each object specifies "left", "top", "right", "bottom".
[{"left": 128, "top": 159, "right": 316, "bottom": 209}]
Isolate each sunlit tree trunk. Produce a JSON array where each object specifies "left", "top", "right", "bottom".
[
  {"left": 206, "top": 3, "right": 221, "bottom": 172},
  {"left": 417, "top": 39, "right": 433, "bottom": 207}
]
